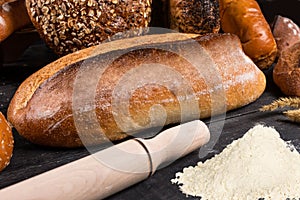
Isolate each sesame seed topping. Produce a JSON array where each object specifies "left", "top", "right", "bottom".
[{"left": 29, "top": 0, "right": 152, "bottom": 55}]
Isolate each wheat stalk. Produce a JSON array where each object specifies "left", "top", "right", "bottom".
[
  {"left": 260, "top": 97, "right": 300, "bottom": 123},
  {"left": 284, "top": 109, "right": 300, "bottom": 123},
  {"left": 260, "top": 97, "right": 300, "bottom": 111}
]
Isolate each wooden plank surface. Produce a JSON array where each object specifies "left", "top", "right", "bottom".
[{"left": 0, "top": 1, "right": 299, "bottom": 199}]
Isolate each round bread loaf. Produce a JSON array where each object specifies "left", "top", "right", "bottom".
[
  {"left": 0, "top": 112, "right": 13, "bottom": 172},
  {"left": 273, "top": 42, "right": 300, "bottom": 96},
  {"left": 26, "top": 0, "right": 152, "bottom": 56}
]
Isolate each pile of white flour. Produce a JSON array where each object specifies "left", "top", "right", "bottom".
[{"left": 171, "top": 125, "right": 300, "bottom": 199}]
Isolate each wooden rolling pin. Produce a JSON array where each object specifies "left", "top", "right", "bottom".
[{"left": 0, "top": 120, "right": 210, "bottom": 200}]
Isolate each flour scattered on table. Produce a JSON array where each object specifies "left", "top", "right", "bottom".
[{"left": 171, "top": 125, "right": 300, "bottom": 199}]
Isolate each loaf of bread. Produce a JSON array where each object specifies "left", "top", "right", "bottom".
[
  {"left": 169, "top": 0, "right": 220, "bottom": 34},
  {"left": 219, "top": 0, "right": 277, "bottom": 69},
  {"left": 272, "top": 15, "right": 300, "bottom": 56},
  {"left": 273, "top": 42, "right": 300, "bottom": 96},
  {"left": 26, "top": 0, "right": 152, "bottom": 56},
  {"left": 0, "top": 112, "right": 13, "bottom": 172},
  {"left": 8, "top": 33, "right": 266, "bottom": 148},
  {"left": 272, "top": 16, "right": 300, "bottom": 96},
  {"left": 0, "top": 0, "right": 31, "bottom": 42}
]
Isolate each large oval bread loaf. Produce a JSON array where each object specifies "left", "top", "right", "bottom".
[{"left": 7, "top": 33, "right": 266, "bottom": 148}]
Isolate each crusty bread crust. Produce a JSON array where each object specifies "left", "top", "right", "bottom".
[
  {"left": 8, "top": 33, "right": 266, "bottom": 147},
  {"left": 8, "top": 33, "right": 199, "bottom": 113}
]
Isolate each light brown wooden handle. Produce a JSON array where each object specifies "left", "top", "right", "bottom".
[
  {"left": 0, "top": 120, "right": 210, "bottom": 200},
  {"left": 141, "top": 120, "right": 210, "bottom": 172}
]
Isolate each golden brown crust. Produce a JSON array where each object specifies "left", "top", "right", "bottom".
[
  {"left": 7, "top": 33, "right": 199, "bottom": 147},
  {"left": 0, "top": 0, "right": 31, "bottom": 42},
  {"left": 8, "top": 33, "right": 266, "bottom": 148},
  {"left": 219, "top": 0, "right": 277, "bottom": 69},
  {"left": 273, "top": 42, "right": 300, "bottom": 96},
  {"left": 7, "top": 33, "right": 199, "bottom": 116},
  {"left": 0, "top": 112, "right": 13, "bottom": 172},
  {"left": 26, "top": 0, "right": 152, "bottom": 56}
]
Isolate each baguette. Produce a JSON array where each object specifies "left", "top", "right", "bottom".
[
  {"left": 7, "top": 33, "right": 266, "bottom": 148},
  {"left": 219, "top": 0, "right": 277, "bottom": 69}
]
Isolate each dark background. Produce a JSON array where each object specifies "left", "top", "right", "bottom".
[{"left": 257, "top": 0, "right": 300, "bottom": 25}]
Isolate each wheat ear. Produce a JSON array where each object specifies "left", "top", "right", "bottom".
[
  {"left": 260, "top": 97, "right": 300, "bottom": 111},
  {"left": 284, "top": 109, "right": 300, "bottom": 123}
]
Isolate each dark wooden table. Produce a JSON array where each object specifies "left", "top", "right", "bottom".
[{"left": 0, "top": 1, "right": 299, "bottom": 199}]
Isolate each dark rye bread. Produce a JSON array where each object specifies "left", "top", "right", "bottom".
[
  {"left": 26, "top": 0, "right": 152, "bottom": 56},
  {"left": 169, "top": 0, "right": 220, "bottom": 34},
  {"left": 273, "top": 42, "right": 300, "bottom": 96},
  {"left": 272, "top": 15, "right": 300, "bottom": 56},
  {"left": 272, "top": 16, "right": 300, "bottom": 96},
  {"left": 8, "top": 33, "right": 266, "bottom": 148}
]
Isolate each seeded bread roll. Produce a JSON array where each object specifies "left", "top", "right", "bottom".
[
  {"left": 26, "top": 0, "right": 152, "bottom": 56},
  {"left": 219, "top": 0, "right": 277, "bottom": 69},
  {"left": 169, "top": 0, "right": 220, "bottom": 34},
  {"left": 0, "top": 112, "right": 13, "bottom": 172},
  {"left": 8, "top": 33, "right": 266, "bottom": 148}
]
